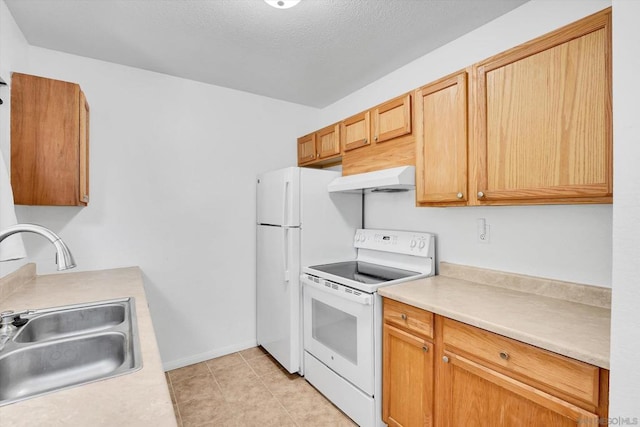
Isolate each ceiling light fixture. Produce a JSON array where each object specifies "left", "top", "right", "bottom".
[{"left": 264, "top": 0, "right": 301, "bottom": 9}]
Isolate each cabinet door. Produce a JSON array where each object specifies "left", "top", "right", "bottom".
[
  {"left": 11, "top": 73, "right": 83, "bottom": 206},
  {"left": 79, "top": 90, "right": 90, "bottom": 205},
  {"left": 316, "top": 123, "right": 341, "bottom": 159},
  {"left": 383, "top": 324, "right": 433, "bottom": 427},
  {"left": 438, "top": 351, "right": 598, "bottom": 427},
  {"left": 297, "top": 132, "right": 317, "bottom": 165},
  {"left": 416, "top": 72, "right": 468, "bottom": 205},
  {"left": 473, "top": 9, "right": 612, "bottom": 204},
  {"left": 373, "top": 94, "right": 411, "bottom": 144},
  {"left": 342, "top": 111, "right": 371, "bottom": 152}
]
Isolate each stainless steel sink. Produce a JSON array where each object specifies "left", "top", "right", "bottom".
[
  {"left": 0, "top": 298, "right": 142, "bottom": 406},
  {"left": 15, "top": 302, "right": 126, "bottom": 343}
]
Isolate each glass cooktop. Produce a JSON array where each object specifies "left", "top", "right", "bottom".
[{"left": 308, "top": 261, "right": 420, "bottom": 285}]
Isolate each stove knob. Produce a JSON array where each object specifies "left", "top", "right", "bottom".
[
  {"left": 410, "top": 239, "right": 417, "bottom": 248},
  {"left": 419, "top": 240, "right": 426, "bottom": 249}
]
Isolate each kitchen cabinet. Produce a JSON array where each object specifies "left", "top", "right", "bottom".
[
  {"left": 438, "top": 317, "right": 605, "bottom": 427},
  {"left": 415, "top": 71, "right": 468, "bottom": 206},
  {"left": 297, "top": 123, "right": 341, "bottom": 167},
  {"left": 471, "top": 8, "right": 612, "bottom": 205},
  {"left": 382, "top": 299, "right": 434, "bottom": 427},
  {"left": 341, "top": 93, "right": 415, "bottom": 176},
  {"left": 371, "top": 94, "right": 412, "bottom": 145},
  {"left": 414, "top": 8, "right": 611, "bottom": 207},
  {"left": 342, "top": 110, "right": 371, "bottom": 152},
  {"left": 382, "top": 298, "right": 609, "bottom": 427},
  {"left": 11, "top": 72, "right": 90, "bottom": 206}
]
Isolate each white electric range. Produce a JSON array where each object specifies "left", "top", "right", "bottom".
[{"left": 300, "top": 228, "right": 435, "bottom": 427}]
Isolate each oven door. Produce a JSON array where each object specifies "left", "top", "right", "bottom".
[{"left": 302, "top": 275, "right": 375, "bottom": 395}]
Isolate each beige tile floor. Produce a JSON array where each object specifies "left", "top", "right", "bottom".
[{"left": 165, "top": 346, "right": 357, "bottom": 427}]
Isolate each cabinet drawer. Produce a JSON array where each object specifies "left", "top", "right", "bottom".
[
  {"left": 383, "top": 298, "right": 433, "bottom": 339},
  {"left": 442, "top": 318, "right": 599, "bottom": 406}
]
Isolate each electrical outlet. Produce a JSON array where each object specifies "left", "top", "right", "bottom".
[{"left": 477, "top": 218, "right": 490, "bottom": 244}]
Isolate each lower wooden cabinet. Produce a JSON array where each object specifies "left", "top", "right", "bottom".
[
  {"left": 382, "top": 298, "right": 609, "bottom": 427},
  {"left": 383, "top": 324, "right": 433, "bottom": 427},
  {"left": 439, "top": 351, "right": 599, "bottom": 427}
]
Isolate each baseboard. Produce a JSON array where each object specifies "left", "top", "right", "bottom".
[{"left": 162, "top": 339, "right": 258, "bottom": 371}]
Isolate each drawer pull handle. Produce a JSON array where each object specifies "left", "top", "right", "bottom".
[
  {"left": 400, "top": 313, "right": 407, "bottom": 320},
  {"left": 499, "top": 351, "right": 510, "bottom": 361},
  {"left": 422, "top": 345, "right": 429, "bottom": 353},
  {"left": 442, "top": 356, "right": 449, "bottom": 363}
]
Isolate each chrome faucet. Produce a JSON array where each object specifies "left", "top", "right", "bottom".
[{"left": 0, "top": 223, "right": 76, "bottom": 270}]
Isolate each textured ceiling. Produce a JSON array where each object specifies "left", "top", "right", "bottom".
[{"left": 5, "top": 0, "right": 528, "bottom": 107}]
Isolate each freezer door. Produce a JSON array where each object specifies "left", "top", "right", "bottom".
[
  {"left": 256, "top": 225, "right": 301, "bottom": 373},
  {"left": 257, "top": 167, "right": 300, "bottom": 227}
]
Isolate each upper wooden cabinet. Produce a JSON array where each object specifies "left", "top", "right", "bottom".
[
  {"left": 341, "top": 93, "right": 415, "bottom": 176},
  {"left": 342, "top": 111, "right": 371, "bottom": 152},
  {"left": 416, "top": 71, "right": 468, "bottom": 206},
  {"left": 472, "top": 8, "right": 612, "bottom": 205},
  {"left": 414, "top": 8, "right": 612, "bottom": 207},
  {"left": 316, "top": 123, "right": 341, "bottom": 159},
  {"left": 372, "top": 94, "right": 411, "bottom": 144},
  {"left": 297, "top": 122, "right": 341, "bottom": 167},
  {"left": 298, "top": 93, "right": 414, "bottom": 172},
  {"left": 11, "top": 73, "right": 90, "bottom": 206}
]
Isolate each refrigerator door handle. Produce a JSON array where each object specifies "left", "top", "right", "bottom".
[
  {"left": 282, "top": 227, "right": 290, "bottom": 282},
  {"left": 282, "top": 178, "right": 290, "bottom": 227}
]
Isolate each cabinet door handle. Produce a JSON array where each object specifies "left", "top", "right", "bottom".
[
  {"left": 374, "top": 135, "right": 378, "bottom": 141},
  {"left": 364, "top": 138, "right": 368, "bottom": 144},
  {"left": 477, "top": 191, "right": 485, "bottom": 199},
  {"left": 400, "top": 313, "right": 407, "bottom": 320},
  {"left": 499, "top": 351, "right": 510, "bottom": 361},
  {"left": 422, "top": 345, "right": 429, "bottom": 353},
  {"left": 442, "top": 356, "right": 449, "bottom": 363},
  {"left": 456, "top": 192, "right": 463, "bottom": 199}
]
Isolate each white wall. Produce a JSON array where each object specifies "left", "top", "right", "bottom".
[
  {"left": 0, "top": 0, "right": 29, "bottom": 165},
  {"left": 318, "top": 0, "right": 613, "bottom": 287},
  {"left": 0, "top": 2, "right": 318, "bottom": 369},
  {"left": 610, "top": 0, "right": 640, "bottom": 418}
]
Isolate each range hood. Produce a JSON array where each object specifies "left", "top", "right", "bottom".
[{"left": 328, "top": 166, "right": 415, "bottom": 193}]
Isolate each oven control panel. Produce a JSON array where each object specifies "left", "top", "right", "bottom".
[{"left": 354, "top": 229, "right": 434, "bottom": 257}]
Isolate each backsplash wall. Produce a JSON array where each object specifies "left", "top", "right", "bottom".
[{"left": 366, "top": 191, "right": 612, "bottom": 287}]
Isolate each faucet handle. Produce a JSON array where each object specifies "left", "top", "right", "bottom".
[
  {"left": 0, "top": 311, "right": 15, "bottom": 325},
  {"left": 1, "top": 309, "right": 34, "bottom": 324}
]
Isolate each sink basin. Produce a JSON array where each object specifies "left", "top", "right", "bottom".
[
  {"left": 0, "top": 298, "right": 142, "bottom": 406},
  {"left": 15, "top": 303, "right": 125, "bottom": 343}
]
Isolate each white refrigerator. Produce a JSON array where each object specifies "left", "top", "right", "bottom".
[{"left": 256, "top": 167, "right": 362, "bottom": 374}]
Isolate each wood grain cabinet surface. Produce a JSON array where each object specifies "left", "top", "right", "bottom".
[
  {"left": 341, "top": 93, "right": 415, "bottom": 176},
  {"left": 471, "top": 8, "right": 612, "bottom": 206},
  {"left": 383, "top": 299, "right": 434, "bottom": 427},
  {"left": 416, "top": 71, "right": 469, "bottom": 206},
  {"left": 297, "top": 122, "right": 341, "bottom": 167},
  {"left": 382, "top": 298, "right": 609, "bottom": 427},
  {"left": 11, "top": 72, "right": 90, "bottom": 206},
  {"left": 415, "top": 8, "right": 612, "bottom": 207}
]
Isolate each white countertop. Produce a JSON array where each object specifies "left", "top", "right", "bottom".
[
  {"left": 0, "top": 265, "right": 176, "bottom": 426},
  {"left": 378, "top": 263, "right": 611, "bottom": 369}
]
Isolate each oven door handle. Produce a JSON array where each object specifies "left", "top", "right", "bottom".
[{"left": 301, "top": 275, "right": 373, "bottom": 306}]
